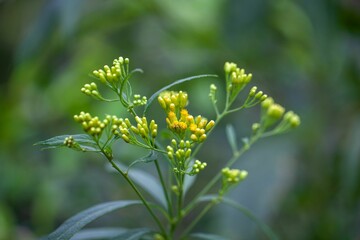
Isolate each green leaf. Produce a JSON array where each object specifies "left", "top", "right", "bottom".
[
  {"left": 70, "top": 228, "right": 127, "bottom": 240},
  {"left": 111, "top": 228, "right": 153, "bottom": 240},
  {"left": 43, "top": 200, "right": 142, "bottom": 240},
  {"left": 221, "top": 197, "right": 279, "bottom": 240},
  {"left": 190, "top": 233, "right": 231, "bottom": 240},
  {"left": 143, "top": 74, "right": 218, "bottom": 115},
  {"left": 116, "top": 162, "right": 167, "bottom": 207},
  {"left": 225, "top": 124, "right": 238, "bottom": 153},
  {"left": 126, "top": 151, "right": 157, "bottom": 173},
  {"left": 35, "top": 134, "right": 100, "bottom": 152}
]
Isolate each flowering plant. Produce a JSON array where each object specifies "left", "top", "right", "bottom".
[{"left": 37, "top": 57, "right": 300, "bottom": 240}]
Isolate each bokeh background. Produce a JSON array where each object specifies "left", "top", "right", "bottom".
[{"left": 1, "top": 0, "right": 360, "bottom": 239}]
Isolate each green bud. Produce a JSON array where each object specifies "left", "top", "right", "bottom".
[
  {"left": 267, "top": 104, "right": 285, "bottom": 119},
  {"left": 249, "top": 86, "right": 257, "bottom": 97},
  {"left": 261, "top": 97, "right": 274, "bottom": 109}
]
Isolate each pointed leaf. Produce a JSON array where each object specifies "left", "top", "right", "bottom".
[
  {"left": 116, "top": 162, "right": 167, "bottom": 207},
  {"left": 221, "top": 197, "right": 279, "bottom": 240},
  {"left": 43, "top": 200, "right": 142, "bottom": 240},
  {"left": 126, "top": 151, "right": 157, "bottom": 173},
  {"left": 71, "top": 228, "right": 127, "bottom": 240},
  {"left": 35, "top": 134, "right": 100, "bottom": 152},
  {"left": 112, "top": 228, "right": 153, "bottom": 240},
  {"left": 190, "top": 233, "right": 231, "bottom": 240},
  {"left": 144, "top": 74, "right": 218, "bottom": 115},
  {"left": 225, "top": 125, "right": 238, "bottom": 153}
]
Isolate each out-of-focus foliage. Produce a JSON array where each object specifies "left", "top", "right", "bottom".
[{"left": 0, "top": 0, "right": 359, "bottom": 239}]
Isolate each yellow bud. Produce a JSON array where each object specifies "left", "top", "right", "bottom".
[
  {"left": 124, "top": 118, "right": 132, "bottom": 128},
  {"left": 121, "top": 134, "right": 130, "bottom": 143},
  {"left": 130, "top": 126, "right": 139, "bottom": 134},
  {"left": 151, "top": 129, "right": 157, "bottom": 138},
  {"left": 190, "top": 134, "right": 198, "bottom": 142},
  {"left": 158, "top": 96, "right": 167, "bottom": 109},
  {"left": 205, "top": 120, "right": 215, "bottom": 131},
  {"left": 199, "top": 134, "right": 207, "bottom": 142}
]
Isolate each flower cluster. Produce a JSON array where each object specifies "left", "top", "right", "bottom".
[
  {"left": 255, "top": 97, "right": 301, "bottom": 133},
  {"left": 224, "top": 62, "right": 253, "bottom": 102},
  {"left": 112, "top": 116, "right": 158, "bottom": 145},
  {"left": 222, "top": 168, "right": 248, "bottom": 184},
  {"left": 133, "top": 94, "right": 147, "bottom": 106},
  {"left": 220, "top": 167, "right": 248, "bottom": 194},
  {"left": 158, "top": 91, "right": 215, "bottom": 142},
  {"left": 63, "top": 136, "right": 75, "bottom": 148},
  {"left": 92, "top": 57, "right": 130, "bottom": 85},
  {"left": 74, "top": 112, "right": 109, "bottom": 137},
  {"left": 81, "top": 82, "right": 102, "bottom": 99},
  {"left": 189, "top": 160, "right": 207, "bottom": 175},
  {"left": 167, "top": 139, "right": 197, "bottom": 175}
]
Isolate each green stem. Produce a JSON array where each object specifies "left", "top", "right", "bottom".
[
  {"left": 100, "top": 148, "right": 166, "bottom": 236},
  {"left": 154, "top": 160, "right": 173, "bottom": 217}
]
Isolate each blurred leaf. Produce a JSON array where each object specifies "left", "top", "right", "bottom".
[
  {"left": 71, "top": 227, "right": 153, "bottom": 240},
  {"left": 190, "top": 232, "right": 230, "bottom": 240},
  {"left": 35, "top": 134, "right": 100, "bottom": 152},
  {"left": 116, "top": 162, "right": 167, "bottom": 207},
  {"left": 225, "top": 124, "right": 238, "bottom": 153},
  {"left": 143, "top": 74, "right": 218, "bottom": 115},
  {"left": 221, "top": 197, "right": 279, "bottom": 240},
  {"left": 43, "top": 200, "right": 142, "bottom": 240},
  {"left": 71, "top": 228, "right": 127, "bottom": 240},
  {"left": 183, "top": 174, "right": 197, "bottom": 197},
  {"left": 126, "top": 151, "right": 157, "bottom": 173},
  {"left": 112, "top": 228, "right": 153, "bottom": 240}
]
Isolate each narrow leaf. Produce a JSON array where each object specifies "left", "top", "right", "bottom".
[
  {"left": 116, "top": 162, "right": 167, "bottom": 207},
  {"left": 221, "top": 197, "right": 279, "bottom": 240},
  {"left": 143, "top": 74, "right": 218, "bottom": 115},
  {"left": 70, "top": 228, "right": 127, "bottom": 240},
  {"left": 35, "top": 134, "right": 100, "bottom": 152},
  {"left": 225, "top": 125, "right": 238, "bottom": 153},
  {"left": 190, "top": 233, "right": 231, "bottom": 240},
  {"left": 126, "top": 151, "right": 157, "bottom": 173},
  {"left": 43, "top": 200, "right": 142, "bottom": 240},
  {"left": 112, "top": 228, "right": 153, "bottom": 240}
]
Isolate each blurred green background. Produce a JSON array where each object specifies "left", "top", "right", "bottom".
[{"left": 0, "top": 0, "right": 359, "bottom": 239}]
